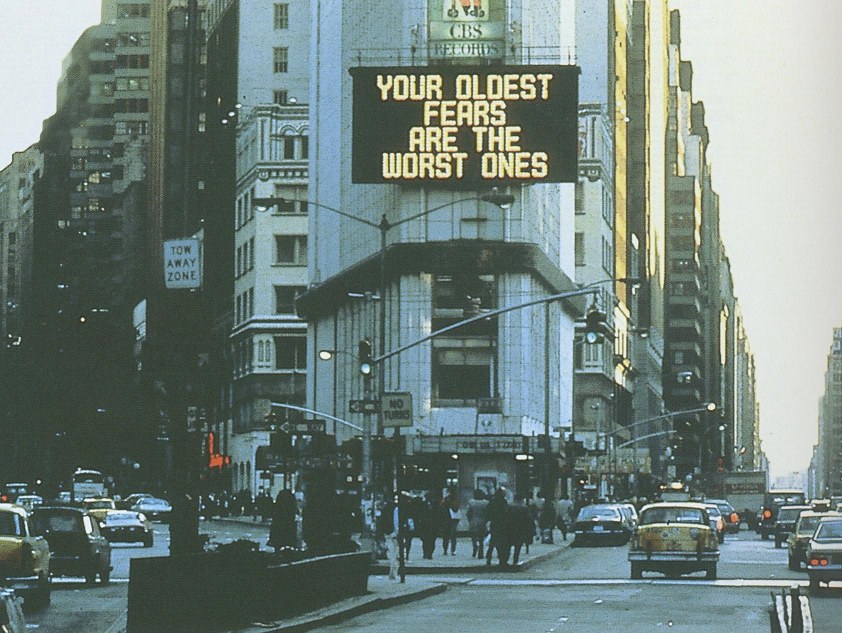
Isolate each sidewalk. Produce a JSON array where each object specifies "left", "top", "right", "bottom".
[{"left": 206, "top": 516, "right": 571, "bottom": 574}]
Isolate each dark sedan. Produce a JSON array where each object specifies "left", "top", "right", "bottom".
[
  {"left": 572, "top": 504, "right": 632, "bottom": 546},
  {"left": 30, "top": 506, "right": 111, "bottom": 585},
  {"left": 99, "top": 510, "right": 153, "bottom": 547}
]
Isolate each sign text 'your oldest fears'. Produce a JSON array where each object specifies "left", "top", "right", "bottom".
[{"left": 350, "top": 65, "right": 578, "bottom": 186}]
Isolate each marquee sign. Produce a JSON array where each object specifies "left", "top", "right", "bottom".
[{"left": 350, "top": 65, "right": 578, "bottom": 186}]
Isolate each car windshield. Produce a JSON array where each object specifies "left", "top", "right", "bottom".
[
  {"left": 32, "top": 513, "right": 83, "bottom": 533},
  {"left": 706, "top": 506, "right": 721, "bottom": 518},
  {"left": 86, "top": 500, "right": 113, "bottom": 509},
  {"left": 105, "top": 513, "right": 139, "bottom": 524},
  {"left": 797, "top": 516, "right": 823, "bottom": 535},
  {"left": 814, "top": 521, "right": 842, "bottom": 541},
  {"left": 716, "top": 503, "right": 733, "bottom": 515},
  {"left": 778, "top": 508, "right": 806, "bottom": 521},
  {"left": 577, "top": 506, "right": 621, "bottom": 521},
  {"left": 0, "top": 512, "right": 24, "bottom": 536},
  {"left": 641, "top": 507, "right": 706, "bottom": 526}
]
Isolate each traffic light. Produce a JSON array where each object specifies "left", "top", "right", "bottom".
[
  {"left": 583, "top": 309, "right": 610, "bottom": 344},
  {"left": 358, "top": 338, "right": 373, "bottom": 375}
]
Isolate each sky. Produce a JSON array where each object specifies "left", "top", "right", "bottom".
[{"left": 1, "top": 1, "right": 840, "bottom": 479}]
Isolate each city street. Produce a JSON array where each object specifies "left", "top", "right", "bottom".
[{"left": 24, "top": 524, "right": 842, "bottom": 632}]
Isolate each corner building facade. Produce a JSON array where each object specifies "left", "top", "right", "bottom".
[{"left": 301, "top": 0, "right": 581, "bottom": 510}]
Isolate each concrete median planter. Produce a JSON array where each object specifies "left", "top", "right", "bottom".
[{"left": 126, "top": 551, "right": 370, "bottom": 633}]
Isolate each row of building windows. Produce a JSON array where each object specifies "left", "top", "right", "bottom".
[
  {"left": 235, "top": 187, "right": 255, "bottom": 230},
  {"left": 233, "top": 334, "right": 306, "bottom": 375},
  {"left": 115, "top": 121, "right": 148, "bottom": 136},
  {"left": 235, "top": 288, "right": 255, "bottom": 325},
  {"left": 118, "top": 4, "right": 150, "bottom": 18},
  {"left": 115, "top": 98, "right": 149, "bottom": 113},
  {"left": 115, "top": 54, "right": 149, "bottom": 69},
  {"left": 235, "top": 237, "right": 255, "bottom": 279}
]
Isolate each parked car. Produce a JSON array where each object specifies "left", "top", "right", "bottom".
[
  {"left": 130, "top": 496, "right": 172, "bottom": 522},
  {"left": 703, "top": 503, "right": 726, "bottom": 544},
  {"left": 774, "top": 504, "right": 812, "bottom": 548},
  {"left": 99, "top": 510, "right": 153, "bottom": 547},
  {"left": 806, "top": 516, "right": 842, "bottom": 590},
  {"left": 707, "top": 499, "right": 740, "bottom": 534},
  {"left": 116, "top": 493, "right": 153, "bottom": 510},
  {"left": 788, "top": 510, "right": 842, "bottom": 570},
  {"left": 572, "top": 504, "right": 632, "bottom": 546},
  {"left": 13, "top": 495, "right": 43, "bottom": 515},
  {"left": 0, "top": 504, "right": 51, "bottom": 611},
  {"left": 628, "top": 502, "right": 719, "bottom": 580},
  {"left": 81, "top": 497, "right": 116, "bottom": 523},
  {"left": 30, "top": 506, "right": 111, "bottom": 585}
]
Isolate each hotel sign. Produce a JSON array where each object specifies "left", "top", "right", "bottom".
[{"left": 350, "top": 65, "right": 578, "bottom": 186}]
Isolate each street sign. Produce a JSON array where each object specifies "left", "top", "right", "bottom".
[
  {"left": 163, "top": 238, "right": 202, "bottom": 289},
  {"left": 382, "top": 392, "right": 412, "bottom": 427},
  {"left": 279, "top": 419, "right": 326, "bottom": 434},
  {"left": 349, "top": 399, "right": 380, "bottom": 414}
]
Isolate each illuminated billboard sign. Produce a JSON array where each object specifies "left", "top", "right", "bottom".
[{"left": 350, "top": 65, "right": 579, "bottom": 186}]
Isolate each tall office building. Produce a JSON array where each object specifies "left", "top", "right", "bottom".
[
  {"left": 817, "top": 328, "right": 842, "bottom": 496},
  {"left": 301, "top": 0, "right": 581, "bottom": 506}
]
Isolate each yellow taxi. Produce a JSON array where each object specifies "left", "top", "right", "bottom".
[
  {"left": 0, "top": 503, "right": 51, "bottom": 611},
  {"left": 82, "top": 497, "right": 116, "bottom": 522},
  {"left": 628, "top": 502, "right": 720, "bottom": 580}
]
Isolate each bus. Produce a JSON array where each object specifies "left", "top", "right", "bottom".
[{"left": 71, "top": 469, "right": 108, "bottom": 501}]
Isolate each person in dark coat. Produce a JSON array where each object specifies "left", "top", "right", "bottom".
[
  {"left": 508, "top": 497, "right": 537, "bottom": 565},
  {"left": 538, "top": 498, "right": 556, "bottom": 544},
  {"left": 416, "top": 494, "right": 438, "bottom": 559},
  {"left": 485, "top": 488, "right": 509, "bottom": 567},
  {"left": 268, "top": 489, "right": 298, "bottom": 552}
]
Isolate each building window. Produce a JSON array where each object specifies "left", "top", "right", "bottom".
[
  {"left": 273, "top": 90, "right": 288, "bottom": 105},
  {"left": 274, "top": 286, "right": 306, "bottom": 314},
  {"left": 574, "top": 180, "right": 584, "bottom": 214},
  {"left": 301, "top": 136, "right": 309, "bottom": 159},
  {"left": 273, "top": 186, "right": 308, "bottom": 213},
  {"left": 283, "top": 137, "right": 295, "bottom": 160},
  {"left": 275, "top": 235, "right": 307, "bottom": 264},
  {"left": 575, "top": 232, "right": 585, "bottom": 266},
  {"left": 273, "top": 47, "right": 288, "bottom": 73},
  {"left": 432, "top": 348, "right": 493, "bottom": 401},
  {"left": 275, "top": 335, "right": 306, "bottom": 370},
  {"left": 274, "top": 4, "right": 289, "bottom": 29}
]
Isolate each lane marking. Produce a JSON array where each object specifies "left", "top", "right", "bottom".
[{"left": 463, "top": 578, "right": 809, "bottom": 588}]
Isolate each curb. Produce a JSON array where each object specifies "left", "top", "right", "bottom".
[
  {"left": 255, "top": 582, "right": 447, "bottom": 633},
  {"left": 370, "top": 544, "right": 567, "bottom": 575}
]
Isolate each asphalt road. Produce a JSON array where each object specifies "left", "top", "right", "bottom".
[{"left": 22, "top": 524, "right": 842, "bottom": 633}]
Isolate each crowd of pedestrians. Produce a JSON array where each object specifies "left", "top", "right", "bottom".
[{"left": 376, "top": 486, "right": 578, "bottom": 574}]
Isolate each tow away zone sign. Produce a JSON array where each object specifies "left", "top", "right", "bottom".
[{"left": 164, "top": 238, "right": 202, "bottom": 289}]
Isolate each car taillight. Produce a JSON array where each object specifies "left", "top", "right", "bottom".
[
  {"left": 0, "top": 494, "right": 7, "bottom": 502},
  {"left": 763, "top": 509, "right": 772, "bottom": 519},
  {"left": 810, "top": 557, "right": 828, "bottom": 566}
]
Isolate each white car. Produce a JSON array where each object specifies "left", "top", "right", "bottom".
[
  {"left": 130, "top": 497, "right": 172, "bottom": 521},
  {"left": 14, "top": 494, "right": 43, "bottom": 514}
]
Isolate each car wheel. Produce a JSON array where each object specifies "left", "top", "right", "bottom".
[
  {"left": 144, "top": 534, "right": 153, "bottom": 548},
  {"left": 705, "top": 564, "right": 717, "bottom": 580},
  {"left": 630, "top": 562, "right": 642, "bottom": 579},
  {"left": 761, "top": 531, "right": 769, "bottom": 540},
  {"left": 718, "top": 533, "right": 724, "bottom": 544},
  {"left": 85, "top": 570, "right": 97, "bottom": 585},
  {"left": 788, "top": 556, "right": 799, "bottom": 572},
  {"left": 809, "top": 576, "right": 820, "bottom": 592},
  {"left": 774, "top": 536, "right": 782, "bottom": 548},
  {"left": 99, "top": 564, "right": 110, "bottom": 585},
  {"left": 25, "top": 575, "right": 51, "bottom": 612}
]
